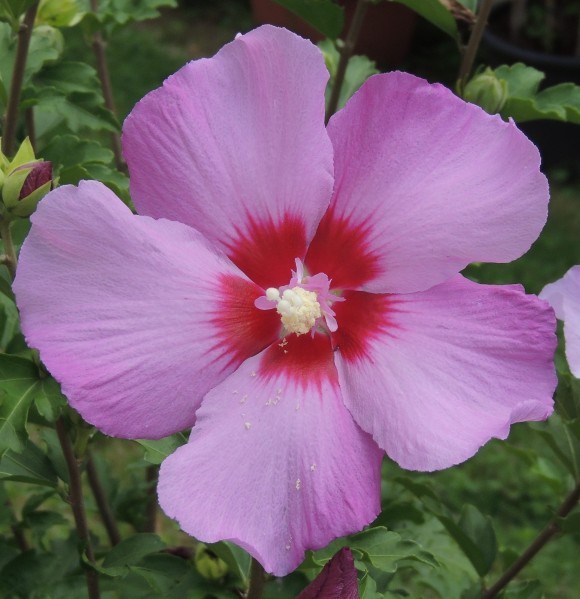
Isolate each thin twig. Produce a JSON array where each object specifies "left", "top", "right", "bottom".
[
  {"left": 86, "top": 453, "right": 121, "bottom": 546},
  {"left": 89, "top": 0, "right": 125, "bottom": 171},
  {"left": 325, "top": 0, "right": 369, "bottom": 124},
  {"left": 0, "top": 220, "right": 18, "bottom": 280},
  {"left": 2, "top": 2, "right": 39, "bottom": 157},
  {"left": 56, "top": 418, "right": 100, "bottom": 599},
  {"left": 483, "top": 481, "right": 580, "bottom": 598},
  {"left": 246, "top": 557, "right": 266, "bottom": 599},
  {"left": 457, "top": 0, "right": 494, "bottom": 94},
  {"left": 143, "top": 464, "right": 158, "bottom": 533}
]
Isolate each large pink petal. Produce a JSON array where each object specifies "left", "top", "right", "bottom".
[
  {"left": 307, "top": 72, "right": 548, "bottom": 293},
  {"left": 158, "top": 334, "right": 382, "bottom": 576},
  {"left": 13, "top": 181, "right": 278, "bottom": 439},
  {"left": 541, "top": 266, "right": 580, "bottom": 377},
  {"left": 331, "top": 276, "right": 556, "bottom": 471},
  {"left": 123, "top": 25, "right": 334, "bottom": 289}
]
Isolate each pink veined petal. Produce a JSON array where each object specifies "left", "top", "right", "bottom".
[
  {"left": 331, "top": 276, "right": 557, "bottom": 471},
  {"left": 541, "top": 266, "right": 580, "bottom": 377},
  {"left": 307, "top": 71, "right": 549, "bottom": 294},
  {"left": 158, "top": 334, "right": 383, "bottom": 576},
  {"left": 13, "top": 181, "right": 278, "bottom": 439},
  {"left": 123, "top": 25, "right": 334, "bottom": 289}
]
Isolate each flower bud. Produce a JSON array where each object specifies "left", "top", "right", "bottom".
[
  {"left": 1, "top": 138, "right": 54, "bottom": 219},
  {"left": 463, "top": 68, "right": 508, "bottom": 115},
  {"left": 193, "top": 544, "right": 228, "bottom": 580}
]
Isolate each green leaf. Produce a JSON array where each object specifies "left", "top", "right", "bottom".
[
  {"left": 308, "top": 526, "right": 436, "bottom": 575},
  {"left": 0, "top": 286, "right": 19, "bottom": 352},
  {"left": 135, "top": 433, "right": 187, "bottom": 465},
  {"left": 27, "top": 87, "right": 119, "bottom": 136},
  {"left": 34, "top": 376, "right": 66, "bottom": 422},
  {"left": 0, "top": 23, "right": 65, "bottom": 90},
  {"left": 37, "top": 0, "right": 86, "bottom": 28},
  {"left": 531, "top": 415, "right": 580, "bottom": 480},
  {"left": 127, "top": 553, "right": 194, "bottom": 595},
  {"left": 57, "top": 163, "right": 130, "bottom": 206},
  {"left": 0, "top": 0, "right": 36, "bottom": 28},
  {"left": 359, "top": 571, "right": 379, "bottom": 599},
  {"left": 208, "top": 541, "right": 251, "bottom": 585},
  {"left": 495, "top": 63, "right": 580, "bottom": 124},
  {"left": 558, "top": 512, "right": 580, "bottom": 534},
  {"left": 41, "top": 134, "right": 114, "bottom": 171},
  {"left": 0, "top": 535, "right": 84, "bottom": 596},
  {"left": 78, "top": 0, "right": 178, "bottom": 35},
  {"left": 0, "top": 354, "right": 46, "bottom": 455},
  {"left": 396, "top": 478, "right": 496, "bottom": 576},
  {"left": 0, "top": 439, "right": 58, "bottom": 486},
  {"left": 33, "top": 61, "right": 103, "bottom": 97},
  {"left": 318, "top": 39, "right": 378, "bottom": 111},
  {"left": 391, "top": 0, "right": 458, "bottom": 38},
  {"left": 456, "top": 504, "right": 497, "bottom": 576},
  {"left": 102, "top": 533, "right": 166, "bottom": 571},
  {"left": 396, "top": 516, "right": 478, "bottom": 598},
  {"left": 502, "top": 579, "right": 544, "bottom": 599},
  {"left": 25, "top": 24, "right": 64, "bottom": 78},
  {"left": 272, "top": 0, "right": 344, "bottom": 38},
  {"left": 80, "top": 162, "right": 130, "bottom": 203}
]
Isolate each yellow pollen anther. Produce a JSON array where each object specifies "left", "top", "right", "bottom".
[{"left": 269, "top": 286, "right": 321, "bottom": 335}]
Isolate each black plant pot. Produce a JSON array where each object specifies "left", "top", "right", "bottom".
[{"left": 483, "top": 3, "right": 580, "bottom": 168}]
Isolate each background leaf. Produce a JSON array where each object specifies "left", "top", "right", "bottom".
[{"left": 272, "top": 0, "right": 344, "bottom": 38}]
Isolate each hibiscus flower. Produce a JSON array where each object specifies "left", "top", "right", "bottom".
[
  {"left": 541, "top": 266, "right": 580, "bottom": 377},
  {"left": 14, "top": 26, "right": 556, "bottom": 575}
]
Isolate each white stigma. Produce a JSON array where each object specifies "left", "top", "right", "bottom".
[{"left": 266, "top": 286, "right": 321, "bottom": 335}]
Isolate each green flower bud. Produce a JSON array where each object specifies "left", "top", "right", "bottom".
[
  {"left": 1, "top": 138, "right": 53, "bottom": 219},
  {"left": 194, "top": 544, "right": 228, "bottom": 580},
  {"left": 463, "top": 68, "right": 508, "bottom": 115}
]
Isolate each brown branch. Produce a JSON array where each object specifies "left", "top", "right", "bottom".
[
  {"left": 457, "top": 0, "right": 494, "bottom": 94},
  {"left": 89, "top": 0, "right": 125, "bottom": 171},
  {"left": 483, "top": 481, "right": 580, "bottom": 598},
  {"left": 56, "top": 418, "right": 100, "bottom": 599},
  {"left": 2, "top": 2, "right": 39, "bottom": 157},
  {"left": 325, "top": 0, "right": 369, "bottom": 124},
  {"left": 86, "top": 453, "right": 121, "bottom": 546}
]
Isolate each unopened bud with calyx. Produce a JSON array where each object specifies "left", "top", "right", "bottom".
[
  {"left": 1, "top": 138, "right": 53, "bottom": 219},
  {"left": 463, "top": 68, "right": 508, "bottom": 115}
]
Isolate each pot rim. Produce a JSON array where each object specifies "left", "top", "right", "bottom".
[{"left": 483, "top": 0, "right": 580, "bottom": 70}]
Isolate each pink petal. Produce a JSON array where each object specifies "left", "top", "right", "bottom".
[
  {"left": 13, "top": 181, "right": 278, "bottom": 439},
  {"left": 158, "top": 334, "right": 382, "bottom": 576},
  {"left": 332, "top": 276, "right": 556, "bottom": 471},
  {"left": 307, "top": 72, "right": 548, "bottom": 293},
  {"left": 123, "top": 25, "right": 334, "bottom": 289},
  {"left": 541, "top": 266, "right": 580, "bottom": 377},
  {"left": 297, "top": 547, "right": 359, "bottom": 599}
]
